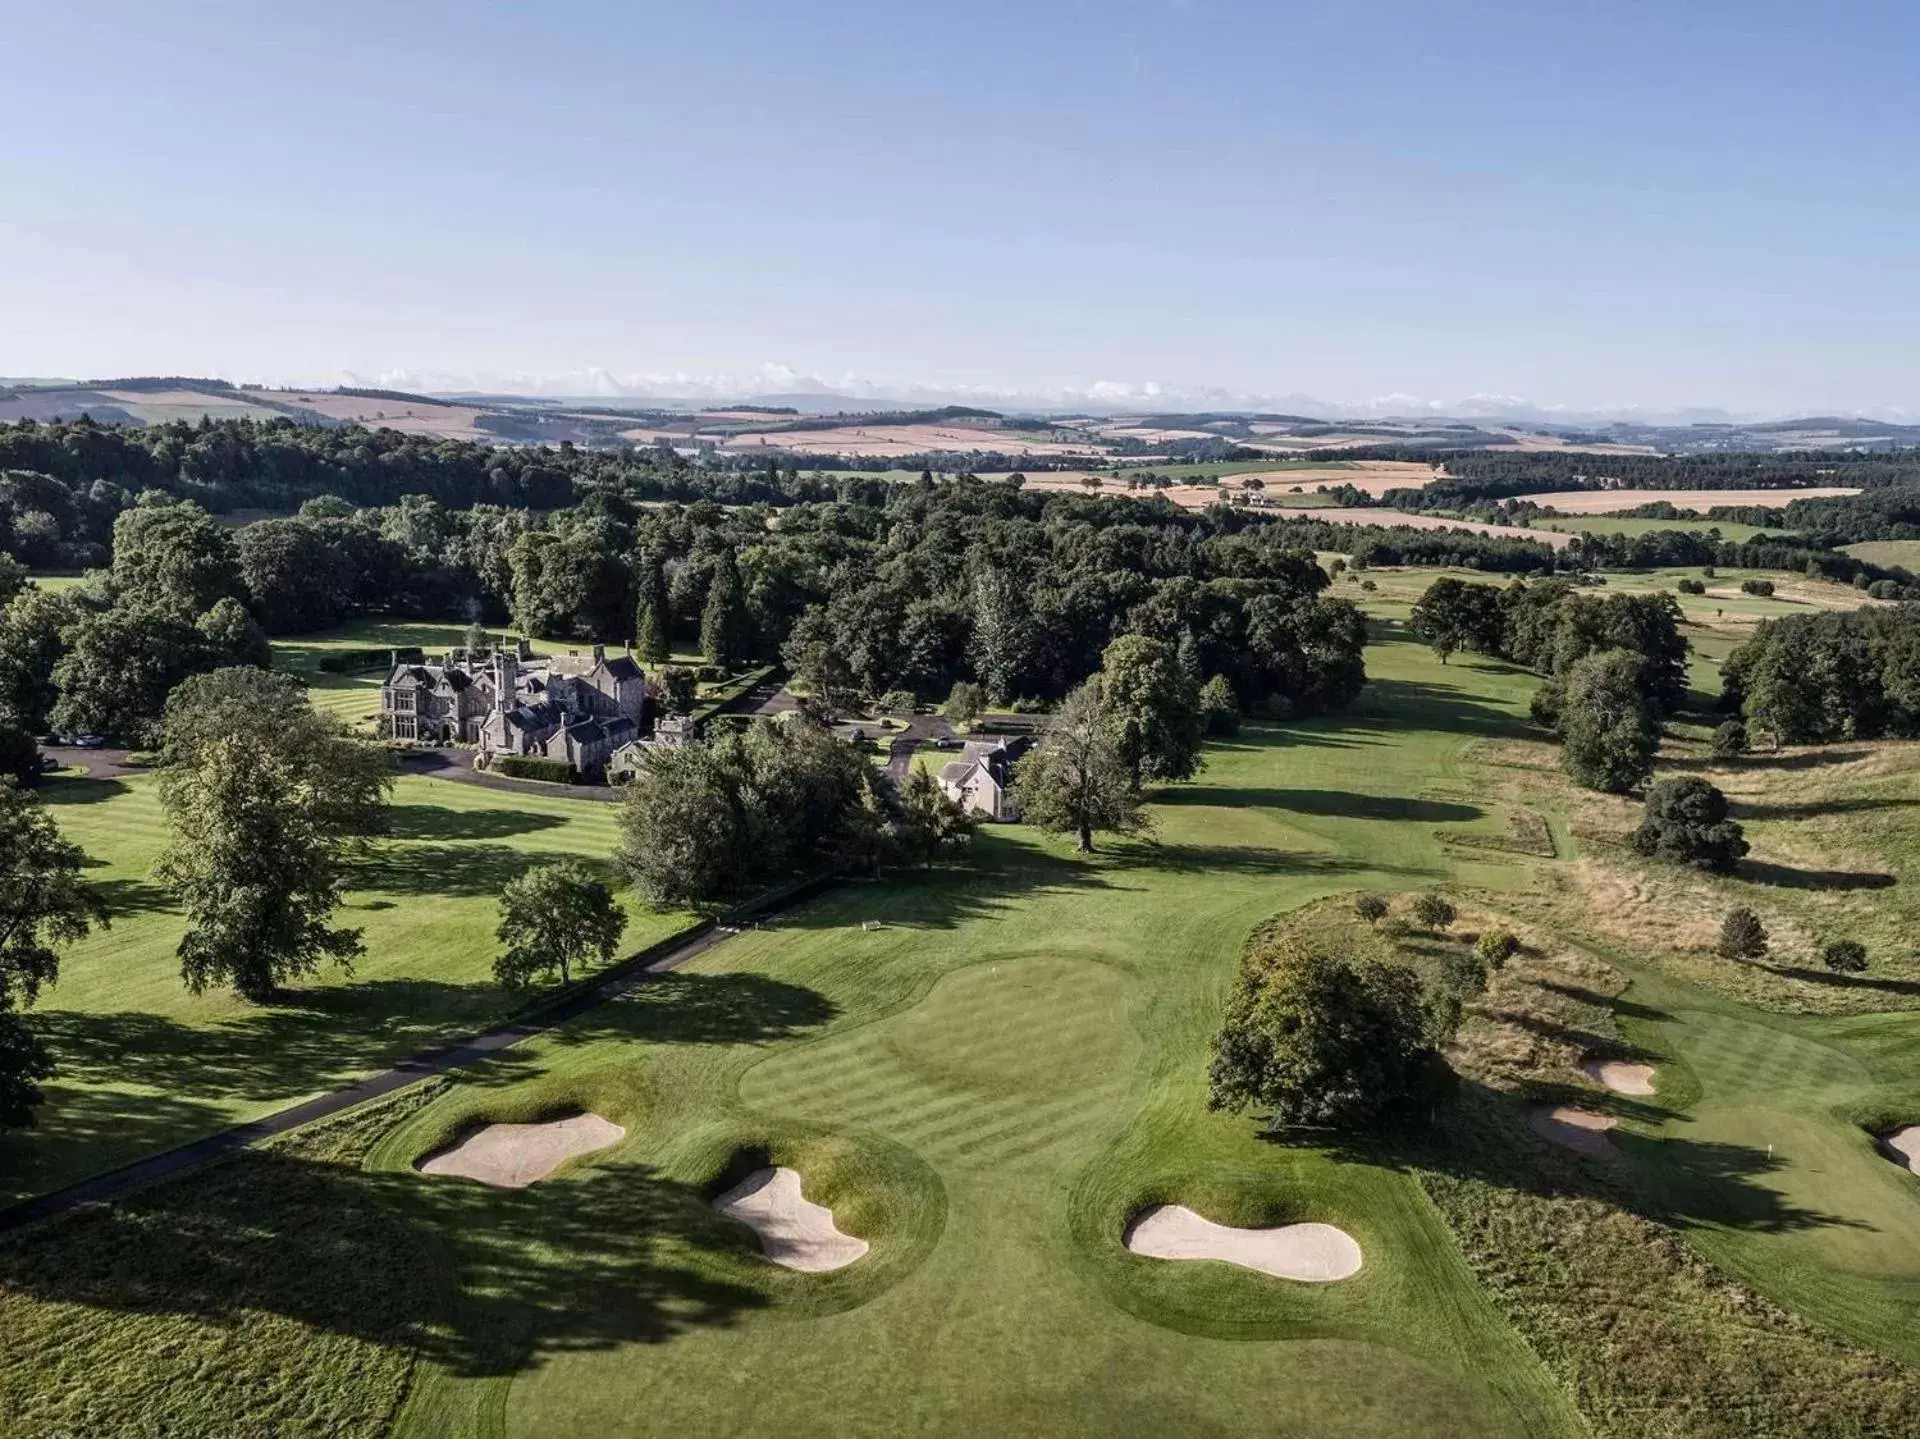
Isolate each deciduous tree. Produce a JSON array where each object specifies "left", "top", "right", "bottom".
[
  {"left": 1631, "top": 776, "right": 1748, "bottom": 873},
  {"left": 1014, "top": 681, "right": 1147, "bottom": 853},
  {"left": 494, "top": 861, "right": 627, "bottom": 988},
  {"left": 154, "top": 670, "right": 393, "bottom": 1001},
  {"left": 0, "top": 781, "right": 106, "bottom": 1128}
]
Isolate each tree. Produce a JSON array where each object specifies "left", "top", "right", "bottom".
[
  {"left": 1558, "top": 648, "right": 1659, "bottom": 793},
  {"left": 51, "top": 604, "right": 216, "bottom": 744},
  {"left": 1631, "top": 776, "right": 1748, "bottom": 873},
  {"left": 895, "top": 767, "right": 974, "bottom": 866},
  {"left": 109, "top": 500, "right": 244, "bottom": 616},
  {"left": 1208, "top": 940, "right": 1437, "bottom": 1130},
  {"left": 1412, "top": 892, "right": 1455, "bottom": 929},
  {"left": 494, "top": 861, "right": 627, "bottom": 988},
  {"left": 781, "top": 609, "right": 863, "bottom": 717},
  {"left": 699, "top": 549, "right": 750, "bottom": 669},
  {"left": 616, "top": 744, "right": 750, "bottom": 908},
  {"left": 0, "top": 781, "right": 107, "bottom": 1128},
  {"left": 196, "top": 596, "right": 272, "bottom": 670},
  {"left": 0, "top": 586, "right": 75, "bottom": 732},
  {"left": 1412, "top": 577, "right": 1504, "bottom": 664},
  {"left": 1198, "top": 673, "right": 1240, "bottom": 736},
  {"left": 634, "top": 553, "right": 672, "bottom": 665},
  {"left": 1353, "top": 894, "right": 1388, "bottom": 924},
  {"left": 154, "top": 670, "right": 393, "bottom": 1000},
  {"left": 1710, "top": 719, "right": 1749, "bottom": 760},
  {"left": 1717, "top": 906, "right": 1769, "bottom": 961},
  {"left": 1015, "top": 681, "right": 1148, "bottom": 853},
  {"left": 943, "top": 680, "right": 986, "bottom": 731},
  {"left": 655, "top": 665, "right": 698, "bottom": 716},
  {"left": 1822, "top": 939, "right": 1867, "bottom": 974},
  {"left": 0, "top": 721, "right": 38, "bottom": 787},
  {"left": 1099, "top": 633, "right": 1204, "bottom": 786}
]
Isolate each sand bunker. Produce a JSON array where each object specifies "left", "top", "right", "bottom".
[
  {"left": 1123, "top": 1204, "right": 1362, "bottom": 1283},
  {"left": 417, "top": 1113, "right": 625, "bottom": 1188},
  {"left": 1883, "top": 1126, "right": 1920, "bottom": 1175},
  {"left": 1583, "top": 1059, "right": 1657, "bottom": 1096},
  {"left": 1530, "top": 1105, "right": 1617, "bottom": 1158},
  {"left": 713, "top": 1167, "right": 869, "bottom": 1272}
]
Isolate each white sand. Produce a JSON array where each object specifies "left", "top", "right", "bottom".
[
  {"left": 1124, "top": 1204, "right": 1363, "bottom": 1283},
  {"left": 417, "top": 1113, "right": 625, "bottom": 1188},
  {"left": 1884, "top": 1126, "right": 1920, "bottom": 1175},
  {"left": 1530, "top": 1105, "right": 1617, "bottom": 1158},
  {"left": 1583, "top": 1059, "right": 1657, "bottom": 1096},
  {"left": 713, "top": 1167, "right": 869, "bottom": 1272}
]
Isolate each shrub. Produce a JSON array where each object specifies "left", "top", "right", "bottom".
[
  {"left": 1717, "top": 906, "right": 1769, "bottom": 961},
  {"left": 1412, "top": 892, "right": 1455, "bottom": 929},
  {"left": 1475, "top": 930, "right": 1519, "bottom": 968},
  {"left": 1741, "top": 578, "right": 1776, "bottom": 597},
  {"left": 878, "top": 689, "right": 918, "bottom": 714},
  {"left": 1632, "top": 776, "right": 1748, "bottom": 873},
  {"left": 491, "top": 755, "right": 578, "bottom": 784},
  {"left": 1377, "top": 916, "right": 1411, "bottom": 940},
  {"left": 1353, "top": 894, "right": 1388, "bottom": 925},
  {"left": 1822, "top": 939, "right": 1868, "bottom": 974},
  {"left": 1709, "top": 719, "right": 1748, "bottom": 760},
  {"left": 318, "top": 646, "right": 423, "bottom": 675},
  {"left": 1676, "top": 578, "right": 1706, "bottom": 596}
]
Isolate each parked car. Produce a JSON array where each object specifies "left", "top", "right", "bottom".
[{"left": 60, "top": 733, "right": 106, "bottom": 749}]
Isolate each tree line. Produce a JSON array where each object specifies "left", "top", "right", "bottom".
[{"left": 1723, "top": 605, "right": 1920, "bottom": 745}]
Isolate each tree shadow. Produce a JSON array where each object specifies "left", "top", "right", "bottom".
[
  {"left": 386, "top": 804, "right": 569, "bottom": 842},
  {"left": 1303, "top": 1078, "right": 1868, "bottom": 1239},
  {"left": 352, "top": 843, "right": 556, "bottom": 897},
  {"left": 1489, "top": 1008, "right": 1665, "bottom": 1066},
  {"left": 0, "top": 1147, "right": 766, "bottom": 1382},
  {"left": 549, "top": 971, "right": 839, "bottom": 1050},
  {"left": 1740, "top": 858, "right": 1895, "bottom": 891},
  {"left": 1759, "top": 964, "right": 1920, "bottom": 998},
  {"left": 38, "top": 775, "right": 132, "bottom": 806},
  {"left": 1159, "top": 786, "right": 1482, "bottom": 823},
  {"left": 1731, "top": 796, "right": 1918, "bottom": 822},
  {"left": 90, "top": 877, "right": 176, "bottom": 918},
  {"left": 1732, "top": 749, "right": 1867, "bottom": 772},
  {"left": 1342, "top": 676, "right": 1538, "bottom": 742},
  {"left": 1531, "top": 979, "right": 1673, "bottom": 1023}
]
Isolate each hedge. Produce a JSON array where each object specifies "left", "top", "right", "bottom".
[{"left": 490, "top": 755, "right": 579, "bottom": 784}]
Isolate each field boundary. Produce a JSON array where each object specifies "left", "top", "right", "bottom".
[{"left": 0, "top": 873, "right": 840, "bottom": 1235}]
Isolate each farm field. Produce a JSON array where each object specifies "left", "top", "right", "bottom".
[
  {"left": 1844, "top": 540, "right": 1920, "bottom": 571},
  {"left": 1310, "top": 507, "right": 1576, "bottom": 547},
  {"left": 1530, "top": 487, "right": 1859, "bottom": 514},
  {"left": 0, "top": 770, "right": 694, "bottom": 1206}
]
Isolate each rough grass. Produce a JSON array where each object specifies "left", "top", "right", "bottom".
[
  {"left": 1472, "top": 730, "right": 1920, "bottom": 1014},
  {"left": 0, "top": 770, "right": 693, "bottom": 1205},
  {"left": 0, "top": 1085, "right": 444, "bottom": 1438}
]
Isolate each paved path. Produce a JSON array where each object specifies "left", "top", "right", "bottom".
[
  {"left": 0, "top": 877, "right": 835, "bottom": 1235},
  {"left": 41, "top": 745, "right": 142, "bottom": 781}
]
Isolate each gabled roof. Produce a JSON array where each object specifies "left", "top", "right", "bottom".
[
  {"left": 602, "top": 715, "right": 637, "bottom": 743},
  {"left": 561, "top": 718, "right": 606, "bottom": 745},
  {"left": 604, "top": 656, "right": 642, "bottom": 682}
]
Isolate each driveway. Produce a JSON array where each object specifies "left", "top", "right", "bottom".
[
  {"left": 41, "top": 745, "right": 142, "bottom": 781},
  {"left": 395, "top": 746, "right": 620, "bottom": 804}
]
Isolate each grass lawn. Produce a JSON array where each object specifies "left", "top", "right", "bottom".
[{"left": 0, "top": 770, "right": 693, "bottom": 1206}]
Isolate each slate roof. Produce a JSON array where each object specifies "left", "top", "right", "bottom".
[{"left": 604, "top": 656, "right": 642, "bottom": 682}]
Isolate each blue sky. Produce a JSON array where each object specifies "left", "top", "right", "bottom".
[{"left": 4, "top": 1, "right": 1917, "bottom": 415}]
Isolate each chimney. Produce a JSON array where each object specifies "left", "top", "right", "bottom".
[
  {"left": 389, "top": 649, "right": 398, "bottom": 670},
  {"left": 496, "top": 652, "right": 517, "bottom": 713},
  {"left": 592, "top": 643, "right": 605, "bottom": 663},
  {"left": 516, "top": 637, "right": 532, "bottom": 661}
]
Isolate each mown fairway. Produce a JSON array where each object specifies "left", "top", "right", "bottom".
[
  {"left": 361, "top": 628, "right": 1585, "bottom": 1439},
  {"left": 0, "top": 771, "right": 691, "bottom": 1205}
]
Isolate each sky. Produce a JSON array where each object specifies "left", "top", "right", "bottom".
[{"left": 4, "top": 1, "right": 1918, "bottom": 417}]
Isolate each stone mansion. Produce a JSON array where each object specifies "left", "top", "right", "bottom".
[{"left": 382, "top": 639, "right": 646, "bottom": 778}]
